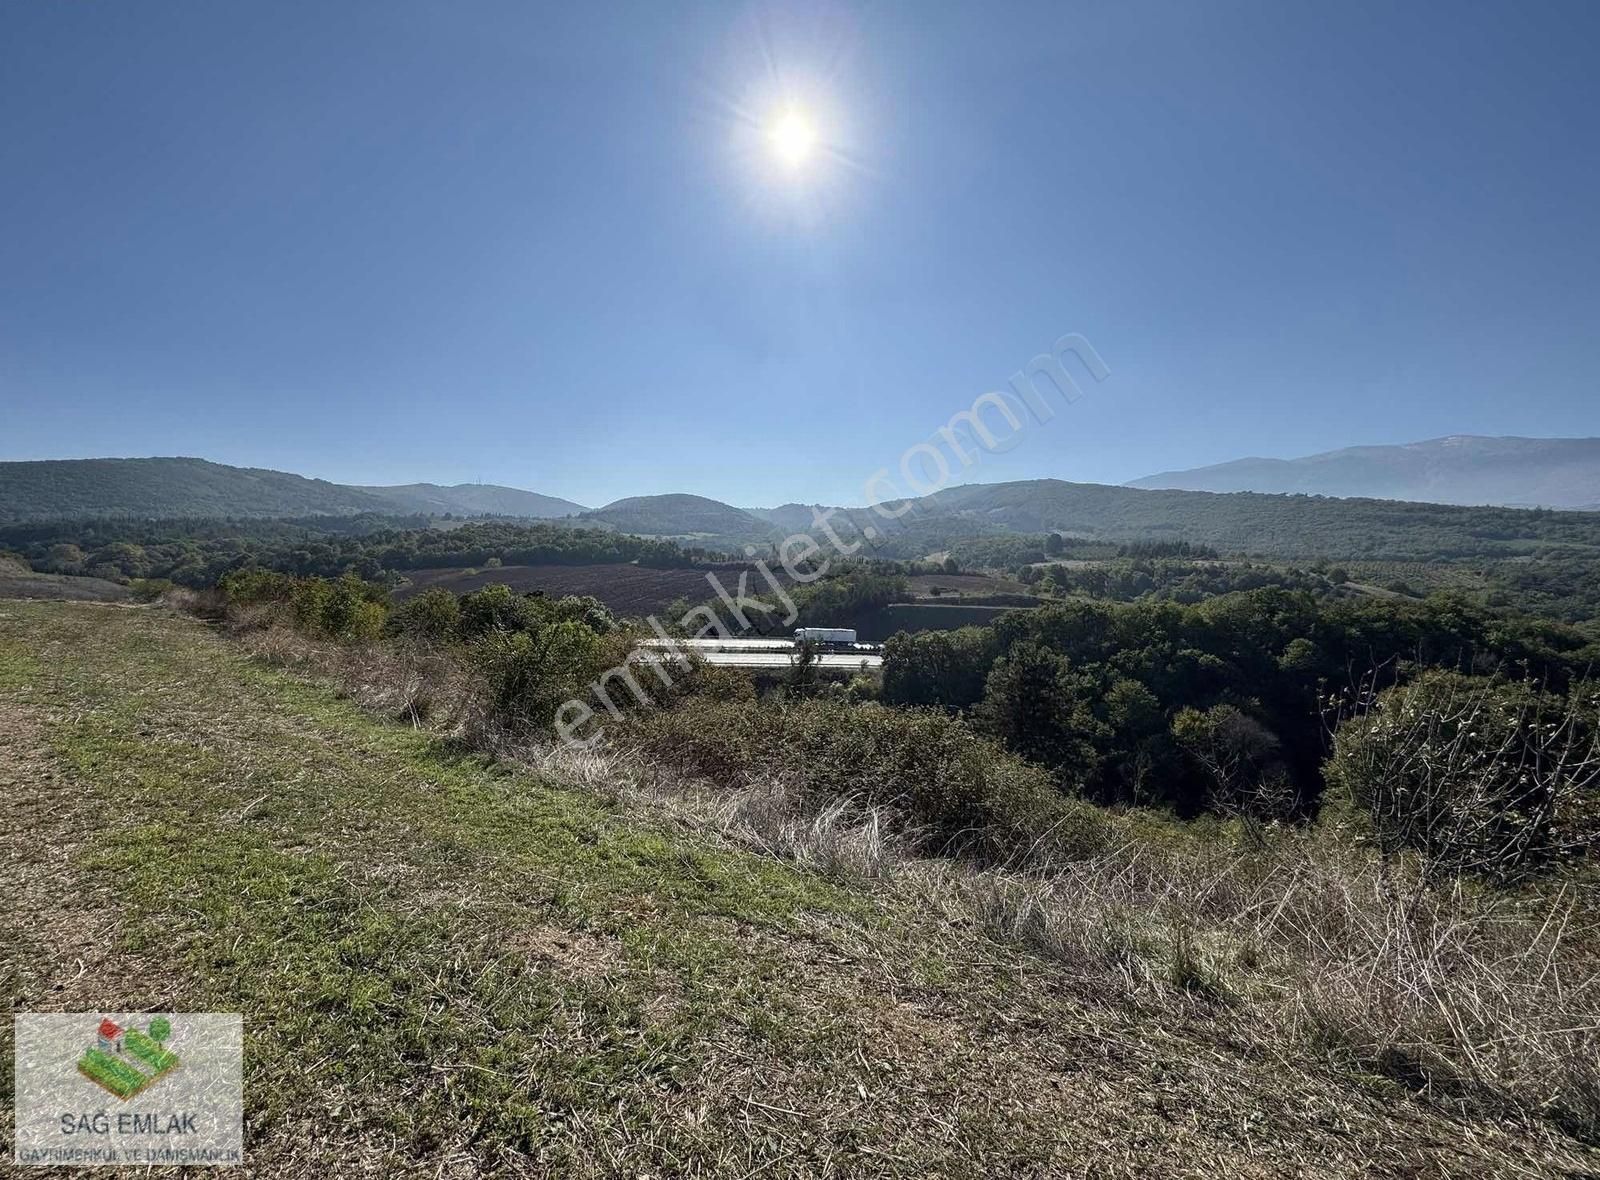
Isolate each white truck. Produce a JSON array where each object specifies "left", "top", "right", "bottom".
[{"left": 793, "top": 627, "right": 857, "bottom": 647}]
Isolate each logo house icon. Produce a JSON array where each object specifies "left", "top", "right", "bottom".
[{"left": 77, "top": 1016, "right": 181, "bottom": 1099}]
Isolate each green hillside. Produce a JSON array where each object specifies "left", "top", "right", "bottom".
[
  {"left": 583, "top": 493, "right": 772, "bottom": 540},
  {"left": 354, "top": 483, "right": 587, "bottom": 518},
  {"left": 0, "top": 457, "right": 390, "bottom": 522},
  {"left": 8, "top": 457, "right": 1600, "bottom": 566},
  {"left": 0, "top": 458, "right": 584, "bottom": 524},
  {"left": 598, "top": 481, "right": 1600, "bottom": 563}
]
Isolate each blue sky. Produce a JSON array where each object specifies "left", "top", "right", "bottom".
[{"left": 3, "top": 0, "right": 1597, "bottom": 508}]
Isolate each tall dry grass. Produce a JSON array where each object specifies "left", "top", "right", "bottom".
[
  {"left": 533, "top": 715, "right": 1600, "bottom": 1144},
  {"left": 947, "top": 835, "right": 1599, "bottom": 1142},
  {"left": 207, "top": 610, "right": 476, "bottom": 732}
]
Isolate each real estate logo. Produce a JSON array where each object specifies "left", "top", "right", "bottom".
[
  {"left": 12, "top": 1012, "right": 243, "bottom": 1168},
  {"left": 78, "top": 1016, "right": 181, "bottom": 1100}
]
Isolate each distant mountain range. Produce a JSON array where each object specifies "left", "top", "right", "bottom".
[
  {"left": 0, "top": 458, "right": 587, "bottom": 523},
  {"left": 529, "top": 479, "right": 1600, "bottom": 562},
  {"left": 6, "top": 445, "right": 1600, "bottom": 563},
  {"left": 1129, "top": 435, "right": 1600, "bottom": 510}
]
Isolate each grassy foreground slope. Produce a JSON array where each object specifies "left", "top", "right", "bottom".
[{"left": 0, "top": 603, "right": 1593, "bottom": 1177}]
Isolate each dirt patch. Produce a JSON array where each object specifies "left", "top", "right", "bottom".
[{"left": 509, "top": 924, "right": 627, "bottom": 983}]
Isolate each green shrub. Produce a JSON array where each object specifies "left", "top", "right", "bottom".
[
  {"left": 218, "top": 568, "right": 299, "bottom": 606},
  {"left": 543, "top": 594, "right": 618, "bottom": 634},
  {"left": 130, "top": 578, "right": 175, "bottom": 602},
  {"left": 661, "top": 659, "right": 757, "bottom": 705},
  {"left": 881, "top": 627, "right": 996, "bottom": 710},
  {"left": 218, "top": 570, "right": 388, "bottom": 642},
  {"left": 457, "top": 584, "right": 543, "bottom": 638},
  {"left": 290, "top": 575, "right": 387, "bottom": 641},
  {"left": 471, "top": 622, "right": 617, "bottom": 731},
  {"left": 389, "top": 588, "right": 461, "bottom": 643}
]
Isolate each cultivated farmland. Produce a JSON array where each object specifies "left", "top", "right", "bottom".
[
  {"left": 904, "top": 572, "right": 1031, "bottom": 597},
  {"left": 394, "top": 563, "right": 747, "bottom": 618}
]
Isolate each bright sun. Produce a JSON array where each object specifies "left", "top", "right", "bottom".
[{"left": 767, "top": 108, "right": 817, "bottom": 168}]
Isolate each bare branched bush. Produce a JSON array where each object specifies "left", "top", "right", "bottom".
[
  {"left": 1328, "top": 671, "right": 1600, "bottom": 880},
  {"left": 1172, "top": 704, "right": 1299, "bottom": 837}
]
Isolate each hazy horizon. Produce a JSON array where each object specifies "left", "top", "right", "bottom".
[{"left": 9, "top": 430, "right": 1600, "bottom": 513}]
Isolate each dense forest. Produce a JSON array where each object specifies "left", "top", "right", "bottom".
[
  {"left": 0, "top": 516, "right": 703, "bottom": 586},
  {"left": 882, "top": 589, "right": 1600, "bottom": 821},
  {"left": 1024, "top": 557, "right": 1338, "bottom": 602}
]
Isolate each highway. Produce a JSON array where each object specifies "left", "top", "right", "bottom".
[{"left": 639, "top": 637, "right": 883, "bottom": 671}]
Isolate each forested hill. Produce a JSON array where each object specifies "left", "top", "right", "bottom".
[
  {"left": 0, "top": 457, "right": 583, "bottom": 523},
  {"left": 352, "top": 483, "right": 587, "bottom": 518},
  {"left": 896, "top": 479, "right": 1600, "bottom": 560},
  {"left": 0, "top": 457, "right": 388, "bottom": 521},
  {"left": 581, "top": 494, "right": 770, "bottom": 539}
]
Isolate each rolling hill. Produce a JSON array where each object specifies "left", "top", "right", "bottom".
[
  {"left": 582, "top": 494, "right": 772, "bottom": 540},
  {"left": 741, "top": 481, "right": 1600, "bottom": 563},
  {"left": 354, "top": 482, "right": 586, "bottom": 518},
  {"left": 0, "top": 457, "right": 389, "bottom": 522},
  {"left": 526, "top": 480, "right": 1600, "bottom": 563},
  {"left": 745, "top": 503, "right": 832, "bottom": 533},
  {"left": 1129, "top": 435, "right": 1600, "bottom": 510},
  {"left": 8, "top": 454, "right": 1600, "bottom": 565},
  {"left": 581, "top": 479, "right": 1600, "bottom": 563},
  {"left": 0, "top": 457, "right": 583, "bottom": 523}
]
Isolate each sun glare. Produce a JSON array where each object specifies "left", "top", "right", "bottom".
[{"left": 767, "top": 108, "right": 817, "bottom": 169}]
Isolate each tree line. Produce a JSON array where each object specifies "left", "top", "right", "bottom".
[
  {"left": 1, "top": 516, "right": 708, "bottom": 587},
  {"left": 882, "top": 588, "right": 1600, "bottom": 829}
]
